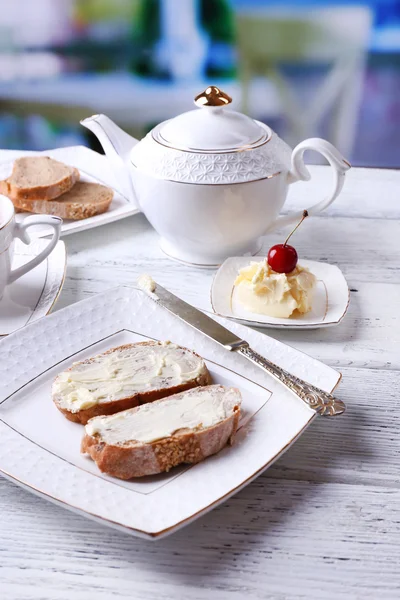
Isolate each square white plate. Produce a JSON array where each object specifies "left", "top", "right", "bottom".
[
  {"left": 211, "top": 257, "right": 350, "bottom": 330},
  {"left": 0, "top": 286, "right": 341, "bottom": 539},
  {"left": 0, "top": 146, "right": 139, "bottom": 237}
]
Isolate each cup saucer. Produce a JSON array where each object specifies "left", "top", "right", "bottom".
[
  {"left": 0, "top": 239, "right": 66, "bottom": 336},
  {"left": 211, "top": 257, "right": 349, "bottom": 330}
]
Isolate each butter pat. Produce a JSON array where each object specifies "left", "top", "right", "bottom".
[
  {"left": 53, "top": 342, "right": 207, "bottom": 413},
  {"left": 137, "top": 273, "right": 156, "bottom": 294},
  {"left": 234, "top": 261, "right": 316, "bottom": 318},
  {"left": 85, "top": 385, "right": 240, "bottom": 445}
]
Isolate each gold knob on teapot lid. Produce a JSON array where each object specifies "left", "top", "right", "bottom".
[{"left": 194, "top": 86, "right": 232, "bottom": 107}]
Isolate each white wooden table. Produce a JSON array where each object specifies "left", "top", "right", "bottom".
[{"left": 1, "top": 165, "right": 400, "bottom": 599}]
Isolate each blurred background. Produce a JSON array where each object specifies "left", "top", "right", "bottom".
[{"left": 0, "top": 0, "right": 398, "bottom": 166}]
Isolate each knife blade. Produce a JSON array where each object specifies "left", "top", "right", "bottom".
[
  {"left": 137, "top": 277, "right": 345, "bottom": 417},
  {"left": 150, "top": 281, "right": 248, "bottom": 351}
]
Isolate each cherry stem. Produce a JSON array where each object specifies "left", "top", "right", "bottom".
[{"left": 283, "top": 210, "right": 309, "bottom": 247}]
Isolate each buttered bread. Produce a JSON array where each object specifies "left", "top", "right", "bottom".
[
  {"left": 81, "top": 385, "right": 241, "bottom": 479},
  {"left": 53, "top": 341, "right": 211, "bottom": 424}
]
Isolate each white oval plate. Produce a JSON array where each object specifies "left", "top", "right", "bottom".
[
  {"left": 0, "top": 238, "right": 66, "bottom": 336},
  {"left": 0, "top": 286, "right": 341, "bottom": 539},
  {"left": 211, "top": 257, "right": 350, "bottom": 330}
]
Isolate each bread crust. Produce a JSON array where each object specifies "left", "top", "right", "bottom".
[
  {"left": 53, "top": 342, "right": 212, "bottom": 425},
  {"left": 81, "top": 399, "right": 241, "bottom": 479},
  {"left": 0, "top": 157, "right": 80, "bottom": 201},
  {"left": 12, "top": 181, "right": 113, "bottom": 220}
]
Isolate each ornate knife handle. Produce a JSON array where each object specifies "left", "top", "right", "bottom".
[{"left": 238, "top": 346, "right": 345, "bottom": 417}]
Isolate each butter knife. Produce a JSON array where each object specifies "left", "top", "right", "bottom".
[{"left": 138, "top": 277, "right": 345, "bottom": 417}]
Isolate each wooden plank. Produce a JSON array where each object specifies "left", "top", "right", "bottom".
[
  {"left": 261, "top": 216, "right": 400, "bottom": 284},
  {"left": 61, "top": 212, "right": 400, "bottom": 285},
  {"left": 1, "top": 475, "right": 399, "bottom": 600},
  {"left": 268, "top": 366, "right": 400, "bottom": 486},
  {"left": 261, "top": 281, "right": 400, "bottom": 370}
]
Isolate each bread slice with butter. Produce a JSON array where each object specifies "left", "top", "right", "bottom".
[
  {"left": 81, "top": 385, "right": 241, "bottom": 479},
  {"left": 52, "top": 341, "right": 211, "bottom": 425},
  {"left": 0, "top": 156, "right": 79, "bottom": 201}
]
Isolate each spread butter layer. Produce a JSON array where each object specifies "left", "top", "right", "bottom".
[
  {"left": 85, "top": 385, "right": 240, "bottom": 444},
  {"left": 53, "top": 342, "right": 206, "bottom": 412}
]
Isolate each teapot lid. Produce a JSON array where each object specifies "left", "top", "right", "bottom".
[{"left": 153, "top": 86, "right": 270, "bottom": 152}]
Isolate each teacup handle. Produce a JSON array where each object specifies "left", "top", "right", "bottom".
[
  {"left": 8, "top": 215, "right": 62, "bottom": 284},
  {"left": 268, "top": 138, "right": 351, "bottom": 231}
]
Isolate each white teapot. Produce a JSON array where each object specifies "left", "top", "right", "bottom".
[{"left": 82, "top": 86, "right": 350, "bottom": 266}]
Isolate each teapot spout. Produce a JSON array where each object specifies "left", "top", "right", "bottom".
[
  {"left": 81, "top": 114, "right": 138, "bottom": 162},
  {"left": 81, "top": 114, "right": 139, "bottom": 206}
]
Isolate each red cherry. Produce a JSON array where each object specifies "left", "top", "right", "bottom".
[
  {"left": 266, "top": 210, "right": 309, "bottom": 274},
  {"left": 267, "top": 244, "right": 298, "bottom": 273}
]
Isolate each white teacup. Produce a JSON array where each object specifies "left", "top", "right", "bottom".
[{"left": 0, "top": 195, "right": 62, "bottom": 299}]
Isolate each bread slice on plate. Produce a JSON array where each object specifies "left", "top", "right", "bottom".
[
  {"left": 12, "top": 181, "right": 113, "bottom": 220},
  {"left": 81, "top": 385, "right": 242, "bottom": 479},
  {"left": 0, "top": 156, "right": 79, "bottom": 201},
  {"left": 53, "top": 341, "right": 211, "bottom": 425}
]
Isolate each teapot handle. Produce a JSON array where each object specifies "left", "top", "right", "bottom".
[{"left": 268, "top": 138, "right": 350, "bottom": 231}]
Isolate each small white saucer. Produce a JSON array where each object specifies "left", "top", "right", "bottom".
[
  {"left": 211, "top": 257, "right": 350, "bottom": 330},
  {"left": 0, "top": 239, "right": 66, "bottom": 336}
]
